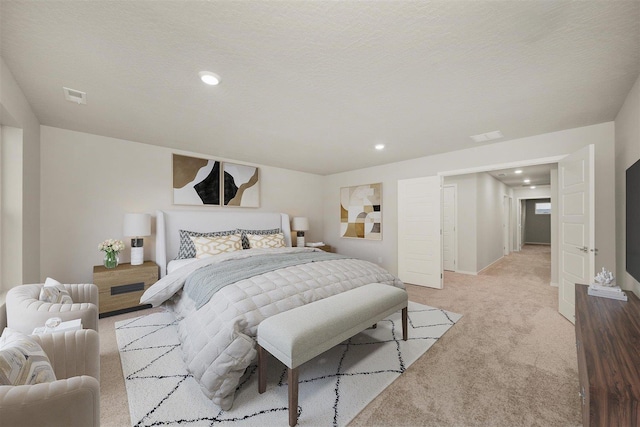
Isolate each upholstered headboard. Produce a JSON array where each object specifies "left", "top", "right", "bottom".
[{"left": 155, "top": 210, "right": 292, "bottom": 277}]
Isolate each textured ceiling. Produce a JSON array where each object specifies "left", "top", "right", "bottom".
[{"left": 1, "top": 1, "right": 639, "bottom": 175}]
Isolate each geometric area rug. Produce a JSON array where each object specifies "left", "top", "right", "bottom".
[{"left": 115, "top": 302, "right": 461, "bottom": 427}]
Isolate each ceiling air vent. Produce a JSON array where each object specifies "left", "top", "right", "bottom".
[
  {"left": 470, "top": 130, "right": 503, "bottom": 143},
  {"left": 63, "top": 87, "right": 87, "bottom": 104}
]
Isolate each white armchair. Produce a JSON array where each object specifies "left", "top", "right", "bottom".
[
  {"left": 0, "top": 329, "right": 100, "bottom": 427},
  {"left": 6, "top": 284, "right": 99, "bottom": 335}
]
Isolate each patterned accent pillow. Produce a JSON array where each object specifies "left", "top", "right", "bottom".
[
  {"left": 0, "top": 328, "right": 57, "bottom": 386},
  {"left": 237, "top": 228, "right": 282, "bottom": 249},
  {"left": 38, "top": 285, "right": 73, "bottom": 304},
  {"left": 176, "top": 229, "right": 238, "bottom": 259},
  {"left": 190, "top": 234, "right": 243, "bottom": 259},
  {"left": 247, "top": 233, "right": 286, "bottom": 249}
]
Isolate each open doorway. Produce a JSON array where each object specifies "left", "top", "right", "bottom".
[
  {"left": 440, "top": 162, "right": 557, "bottom": 281},
  {"left": 520, "top": 198, "right": 551, "bottom": 247}
]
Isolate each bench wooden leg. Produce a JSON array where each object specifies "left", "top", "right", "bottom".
[
  {"left": 402, "top": 307, "right": 408, "bottom": 341},
  {"left": 288, "top": 367, "right": 299, "bottom": 426},
  {"left": 258, "top": 345, "right": 266, "bottom": 394}
]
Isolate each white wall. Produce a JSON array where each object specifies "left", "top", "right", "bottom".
[
  {"left": 615, "top": 74, "right": 640, "bottom": 295},
  {"left": 323, "top": 123, "right": 616, "bottom": 277},
  {"left": 443, "top": 172, "right": 512, "bottom": 274},
  {"left": 1, "top": 127, "right": 23, "bottom": 290},
  {"left": 513, "top": 187, "right": 551, "bottom": 200},
  {"left": 476, "top": 173, "right": 512, "bottom": 272},
  {"left": 40, "top": 126, "right": 325, "bottom": 284},
  {"left": 0, "top": 57, "right": 41, "bottom": 289}
]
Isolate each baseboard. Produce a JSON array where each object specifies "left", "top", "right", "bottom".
[
  {"left": 523, "top": 242, "right": 551, "bottom": 246},
  {"left": 454, "top": 270, "right": 478, "bottom": 276},
  {"left": 550, "top": 282, "right": 559, "bottom": 287},
  {"left": 477, "top": 256, "right": 504, "bottom": 275}
]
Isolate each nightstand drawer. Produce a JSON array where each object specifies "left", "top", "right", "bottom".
[{"left": 93, "top": 261, "right": 158, "bottom": 316}]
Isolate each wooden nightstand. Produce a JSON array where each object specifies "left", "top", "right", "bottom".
[
  {"left": 317, "top": 245, "right": 332, "bottom": 252},
  {"left": 93, "top": 261, "right": 158, "bottom": 317}
]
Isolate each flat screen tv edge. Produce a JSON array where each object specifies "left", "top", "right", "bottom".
[{"left": 626, "top": 157, "right": 640, "bottom": 284}]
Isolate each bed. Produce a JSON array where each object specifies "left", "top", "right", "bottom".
[{"left": 141, "top": 209, "right": 404, "bottom": 410}]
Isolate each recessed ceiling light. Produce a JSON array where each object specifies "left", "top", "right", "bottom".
[
  {"left": 199, "top": 71, "right": 221, "bottom": 86},
  {"left": 514, "top": 170, "right": 523, "bottom": 174},
  {"left": 470, "top": 130, "right": 503, "bottom": 143},
  {"left": 530, "top": 186, "right": 536, "bottom": 189},
  {"left": 375, "top": 144, "right": 385, "bottom": 150},
  {"left": 524, "top": 179, "right": 531, "bottom": 184}
]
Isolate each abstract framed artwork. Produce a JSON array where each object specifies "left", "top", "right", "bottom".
[
  {"left": 223, "top": 162, "right": 260, "bottom": 207},
  {"left": 172, "top": 154, "right": 221, "bottom": 205},
  {"left": 340, "top": 183, "right": 382, "bottom": 240}
]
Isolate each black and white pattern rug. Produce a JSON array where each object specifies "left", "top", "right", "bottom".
[{"left": 116, "top": 301, "right": 461, "bottom": 426}]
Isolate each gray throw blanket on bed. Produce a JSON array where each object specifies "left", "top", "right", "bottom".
[{"left": 184, "top": 251, "right": 348, "bottom": 309}]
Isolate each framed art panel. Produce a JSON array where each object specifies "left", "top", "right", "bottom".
[
  {"left": 172, "top": 154, "right": 221, "bottom": 205},
  {"left": 340, "top": 183, "right": 382, "bottom": 240},
  {"left": 223, "top": 162, "right": 260, "bottom": 207}
]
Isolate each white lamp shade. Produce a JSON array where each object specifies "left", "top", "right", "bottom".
[
  {"left": 291, "top": 217, "right": 309, "bottom": 231},
  {"left": 123, "top": 213, "right": 151, "bottom": 237}
]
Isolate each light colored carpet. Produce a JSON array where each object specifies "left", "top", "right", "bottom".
[
  {"left": 114, "top": 302, "right": 460, "bottom": 426},
  {"left": 100, "top": 245, "right": 581, "bottom": 426}
]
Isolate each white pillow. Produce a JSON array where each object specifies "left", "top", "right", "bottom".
[
  {"left": 0, "top": 328, "right": 57, "bottom": 385},
  {"left": 44, "top": 277, "right": 61, "bottom": 287},
  {"left": 39, "top": 278, "right": 73, "bottom": 304},
  {"left": 190, "top": 234, "right": 243, "bottom": 259},
  {"left": 247, "top": 232, "right": 286, "bottom": 249}
]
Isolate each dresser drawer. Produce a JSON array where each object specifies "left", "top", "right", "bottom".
[{"left": 93, "top": 261, "right": 158, "bottom": 316}]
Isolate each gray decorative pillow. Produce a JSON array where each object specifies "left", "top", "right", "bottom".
[
  {"left": 237, "top": 228, "right": 282, "bottom": 249},
  {"left": 39, "top": 285, "right": 73, "bottom": 304},
  {"left": 0, "top": 328, "right": 57, "bottom": 385},
  {"left": 176, "top": 229, "right": 238, "bottom": 259}
]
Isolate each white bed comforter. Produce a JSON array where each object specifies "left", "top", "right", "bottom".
[{"left": 140, "top": 247, "right": 404, "bottom": 410}]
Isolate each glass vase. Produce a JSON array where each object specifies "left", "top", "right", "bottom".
[{"left": 104, "top": 251, "right": 119, "bottom": 269}]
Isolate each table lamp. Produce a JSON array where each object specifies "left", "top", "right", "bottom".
[
  {"left": 291, "top": 217, "right": 309, "bottom": 248},
  {"left": 123, "top": 213, "right": 151, "bottom": 265}
]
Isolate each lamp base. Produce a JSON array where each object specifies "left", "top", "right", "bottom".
[
  {"left": 131, "top": 238, "right": 144, "bottom": 265},
  {"left": 296, "top": 232, "right": 305, "bottom": 248}
]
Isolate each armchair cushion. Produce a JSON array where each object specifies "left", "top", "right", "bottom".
[
  {"left": 6, "top": 284, "right": 99, "bottom": 335},
  {"left": 0, "top": 330, "right": 100, "bottom": 427},
  {"left": 0, "top": 328, "right": 56, "bottom": 385}
]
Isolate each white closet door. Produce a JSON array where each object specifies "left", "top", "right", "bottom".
[
  {"left": 558, "top": 145, "right": 595, "bottom": 323},
  {"left": 398, "top": 176, "right": 442, "bottom": 288}
]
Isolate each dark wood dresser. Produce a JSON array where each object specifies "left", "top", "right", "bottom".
[{"left": 575, "top": 284, "right": 640, "bottom": 426}]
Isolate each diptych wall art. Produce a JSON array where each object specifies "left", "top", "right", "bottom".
[
  {"left": 223, "top": 163, "right": 260, "bottom": 207},
  {"left": 172, "top": 154, "right": 259, "bottom": 207},
  {"left": 340, "top": 183, "right": 382, "bottom": 240}
]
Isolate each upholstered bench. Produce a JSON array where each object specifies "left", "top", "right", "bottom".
[{"left": 257, "top": 283, "right": 408, "bottom": 426}]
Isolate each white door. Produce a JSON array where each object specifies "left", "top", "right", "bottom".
[
  {"left": 558, "top": 145, "right": 595, "bottom": 323},
  {"left": 443, "top": 185, "right": 456, "bottom": 271},
  {"left": 398, "top": 176, "right": 443, "bottom": 288}
]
